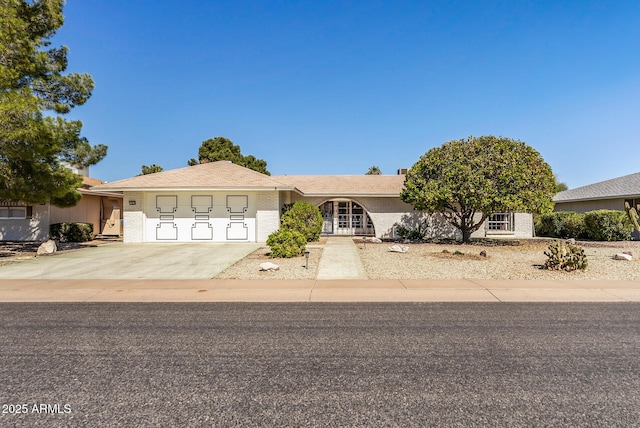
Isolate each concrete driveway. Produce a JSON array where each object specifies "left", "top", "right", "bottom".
[{"left": 0, "top": 242, "right": 261, "bottom": 280}]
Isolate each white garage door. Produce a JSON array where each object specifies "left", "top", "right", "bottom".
[{"left": 144, "top": 193, "right": 256, "bottom": 242}]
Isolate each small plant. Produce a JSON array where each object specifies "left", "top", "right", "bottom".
[
  {"left": 396, "top": 219, "right": 429, "bottom": 240},
  {"left": 625, "top": 201, "right": 640, "bottom": 233},
  {"left": 266, "top": 228, "right": 307, "bottom": 258},
  {"left": 453, "top": 250, "right": 464, "bottom": 256},
  {"left": 49, "top": 222, "right": 94, "bottom": 242},
  {"left": 543, "top": 241, "right": 588, "bottom": 272}
]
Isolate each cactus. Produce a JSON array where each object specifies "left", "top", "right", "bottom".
[
  {"left": 544, "top": 240, "right": 588, "bottom": 272},
  {"left": 625, "top": 201, "right": 640, "bottom": 233}
]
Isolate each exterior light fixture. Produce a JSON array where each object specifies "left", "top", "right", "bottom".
[{"left": 304, "top": 250, "right": 310, "bottom": 269}]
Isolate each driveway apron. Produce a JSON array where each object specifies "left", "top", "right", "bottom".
[{"left": 0, "top": 243, "right": 260, "bottom": 280}]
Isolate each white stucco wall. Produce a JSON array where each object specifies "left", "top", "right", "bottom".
[
  {"left": 293, "top": 194, "right": 534, "bottom": 239},
  {"left": 554, "top": 198, "right": 627, "bottom": 213},
  {"left": 295, "top": 195, "right": 432, "bottom": 238},
  {"left": 471, "top": 212, "right": 534, "bottom": 238},
  {"left": 0, "top": 204, "right": 50, "bottom": 241}
]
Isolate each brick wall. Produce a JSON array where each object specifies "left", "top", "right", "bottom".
[
  {"left": 256, "top": 191, "right": 280, "bottom": 242},
  {"left": 123, "top": 191, "right": 144, "bottom": 243}
]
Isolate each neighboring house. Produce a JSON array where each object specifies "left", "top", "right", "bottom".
[
  {"left": 0, "top": 177, "right": 122, "bottom": 241},
  {"left": 0, "top": 199, "right": 49, "bottom": 241},
  {"left": 93, "top": 161, "right": 534, "bottom": 243},
  {"left": 554, "top": 171, "right": 640, "bottom": 239},
  {"left": 554, "top": 172, "right": 640, "bottom": 213}
]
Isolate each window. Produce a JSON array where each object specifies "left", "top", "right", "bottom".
[
  {"left": 487, "top": 213, "right": 514, "bottom": 232},
  {"left": 0, "top": 206, "right": 28, "bottom": 219}
]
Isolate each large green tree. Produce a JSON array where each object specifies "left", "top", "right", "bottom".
[
  {"left": 0, "top": 0, "right": 107, "bottom": 207},
  {"left": 188, "top": 136, "right": 270, "bottom": 175},
  {"left": 139, "top": 164, "right": 163, "bottom": 175},
  {"left": 401, "top": 135, "right": 556, "bottom": 243}
]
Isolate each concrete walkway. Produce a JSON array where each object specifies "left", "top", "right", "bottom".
[
  {"left": 1, "top": 279, "right": 639, "bottom": 302},
  {"left": 316, "top": 237, "right": 367, "bottom": 279}
]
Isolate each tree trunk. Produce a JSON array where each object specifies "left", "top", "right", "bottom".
[{"left": 462, "top": 229, "right": 472, "bottom": 243}]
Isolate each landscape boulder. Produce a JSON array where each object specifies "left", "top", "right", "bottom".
[
  {"left": 613, "top": 253, "right": 633, "bottom": 261},
  {"left": 36, "top": 240, "right": 57, "bottom": 256},
  {"left": 388, "top": 244, "right": 409, "bottom": 253},
  {"left": 369, "top": 237, "right": 383, "bottom": 243},
  {"left": 259, "top": 262, "right": 280, "bottom": 271}
]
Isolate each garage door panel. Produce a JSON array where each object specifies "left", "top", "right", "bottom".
[
  {"left": 156, "top": 222, "right": 178, "bottom": 240},
  {"left": 192, "top": 222, "right": 214, "bottom": 240}
]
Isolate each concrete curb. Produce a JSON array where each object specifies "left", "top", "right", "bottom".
[{"left": 1, "top": 279, "right": 639, "bottom": 303}]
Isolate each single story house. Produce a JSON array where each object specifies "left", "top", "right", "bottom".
[
  {"left": 0, "top": 177, "right": 122, "bottom": 241},
  {"left": 554, "top": 171, "right": 640, "bottom": 213},
  {"left": 93, "top": 161, "right": 534, "bottom": 243},
  {"left": 554, "top": 171, "right": 640, "bottom": 240}
]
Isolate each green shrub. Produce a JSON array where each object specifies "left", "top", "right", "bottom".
[
  {"left": 535, "top": 212, "right": 586, "bottom": 238},
  {"left": 544, "top": 241, "right": 588, "bottom": 271},
  {"left": 396, "top": 219, "right": 429, "bottom": 240},
  {"left": 50, "top": 222, "right": 94, "bottom": 242},
  {"left": 280, "top": 201, "right": 323, "bottom": 242},
  {"left": 562, "top": 212, "right": 587, "bottom": 239},
  {"left": 266, "top": 228, "right": 307, "bottom": 258},
  {"left": 583, "top": 210, "right": 633, "bottom": 241}
]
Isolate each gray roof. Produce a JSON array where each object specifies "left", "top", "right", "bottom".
[{"left": 554, "top": 172, "right": 640, "bottom": 202}]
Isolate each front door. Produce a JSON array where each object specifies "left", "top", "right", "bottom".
[
  {"left": 101, "top": 199, "right": 121, "bottom": 236},
  {"left": 320, "top": 201, "right": 375, "bottom": 236},
  {"left": 320, "top": 202, "right": 334, "bottom": 234}
]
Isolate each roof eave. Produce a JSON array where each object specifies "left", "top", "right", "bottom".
[
  {"left": 301, "top": 193, "right": 401, "bottom": 198},
  {"left": 94, "top": 186, "right": 298, "bottom": 193},
  {"left": 554, "top": 193, "right": 640, "bottom": 203}
]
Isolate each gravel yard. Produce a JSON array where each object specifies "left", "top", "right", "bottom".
[
  {"left": 217, "top": 238, "right": 640, "bottom": 280},
  {"left": 216, "top": 243, "right": 323, "bottom": 280},
  {"left": 358, "top": 239, "right": 640, "bottom": 280}
]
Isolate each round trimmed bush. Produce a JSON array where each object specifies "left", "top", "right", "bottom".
[
  {"left": 266, "top": 228, "right": 307, "bottom": 258},
  {"left": 280, "top": 201, "right": 323, "bottom": 242},
  {"left": 584, "top": 210, "right": 633, "bottom": 241},
  {"left": 535, "top": 212, "right": 586, "bottom": 238}
]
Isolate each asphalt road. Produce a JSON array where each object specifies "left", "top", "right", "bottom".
[{"left": 1, "top": 303, "right": 639, "bottom": 427}]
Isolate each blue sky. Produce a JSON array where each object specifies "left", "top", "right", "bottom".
[{"left": 53, "top": 1, "right": 640, "bottom": 188}]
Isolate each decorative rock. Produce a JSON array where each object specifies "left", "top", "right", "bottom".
[
  {"left": 565, "top": 238, "right": 576, "bottom": 245},
  {"left": 370, "top": 237, "right": 383, "bottom": 244},
  {"left": 388, "top": 244, "right": 409, "bottom": 253},
  {"left": 479, "top": 250, "right": 487, "bottom": 257},
  {"left": 259, "top": 262, "right": 280, "bottom": 271},
  {"left": 36, "top": 240, "right": 57, "bottom": 256},
  {"left": 613, "top": 253, "right": 633, "bottom": 261}
]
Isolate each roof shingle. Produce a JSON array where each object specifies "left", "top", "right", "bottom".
[
  {"left": 94, "top": 161, "right": 294, "bottom": 191},
  {"left": 554, "top": 172, "right": 640, "bottom": 202},
  {"left": 274, "top": 175, "right": 405, "bottom": 196}
]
